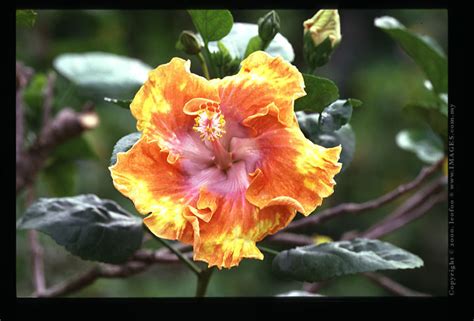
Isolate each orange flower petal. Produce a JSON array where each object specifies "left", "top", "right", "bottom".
[
  {"left": 109, "top": 137, "right": 197, "bottom": 240},
  {"left": 191, "top": 194, "right": 296, "bottom": 269},
  {"left": 131, "top": 58, "right": 219, "bottom": 151},
  {"left": 218, "top": 51, "right": 305, "bottom": 127},
  {"left": 187, "top": 188, "right": 218, "bottom": 223},
  {"left": 244, "top": 104, "right": 342, "bottom": 215}
]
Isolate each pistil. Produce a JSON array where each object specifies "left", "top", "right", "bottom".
[{"left": 211, "top": 139, "right": 233, "bottom": 171}]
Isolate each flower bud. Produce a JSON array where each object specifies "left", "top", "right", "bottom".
[
  {"left": 258, "top": 10, "right": 280, "bottom": 44},
  {"left": 304, "top": 9, "right": 341, "bottom": 48},
  {"left": 176, "top": 31, "right": 203, "bottom": 55},
  {"left": 303, "top": 9, "right": 342, "bottom": 69}
]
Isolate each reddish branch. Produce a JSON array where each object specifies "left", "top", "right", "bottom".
[
  {"left": 16, "top": 62, "right": 33, "bottom": 160},
  {"left": 284, "top": 159, "right": 443, "bottom": 233},
  {"left": 16, "top": 61, "right": 99, "bottom": 195},
  {"left": 266, "top": 232, "right": 314, "bottom": 247},
  {"left": 363, "top": 272, "right": 430, "bottom": 296},
  {"left": 362, "top": 188, "right": 446, "bottom": 239},
  {"left": 35, "top": 248, "right": 193, "bottom": 297},
  {"left": 24, "top": 181, "right": 47, "bottom": 295},
  {"left": 303, "top": 282, "right": 327, "bottom": 294},
  {"left": 41, "top": 71, "right": 56, "bottom": 126},
  {"left": 28, "top": 230, "right": 46, "bottom": 294},
  {"left": 16, "top": 106, "right": 99, "bottom": 195}
]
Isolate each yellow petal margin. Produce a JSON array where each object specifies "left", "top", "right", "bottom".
[
  {"left": 109, "top": 137, "right": 196, "bottom": 242},
  {"left": 218, "top": 51, "right": 306, "bottom": 127},
  {"left": 191, "top": 194, "right": 296, "bottom": 269},
  {"left": 244, "top": 103, "right": 342, "bottom": 215},
  {"left": 130, "top": 57, "right": 219, "bottom": 148}
]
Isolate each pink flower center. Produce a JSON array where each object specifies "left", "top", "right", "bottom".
[{"left": 177, "top": 103, "right": 261, "bottom": 196}]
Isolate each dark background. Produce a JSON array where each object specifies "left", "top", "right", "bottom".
[{"left": 16, "top": 9, "right": 448, "bottom": 297}]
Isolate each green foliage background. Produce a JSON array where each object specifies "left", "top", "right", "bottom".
[{"left": 16, "top": 9, "right": 447, "bottom": 297}]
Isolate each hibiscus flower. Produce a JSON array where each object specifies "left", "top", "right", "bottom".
[{"left": 110, "top": 51, "right": 342, "bottom": 269}]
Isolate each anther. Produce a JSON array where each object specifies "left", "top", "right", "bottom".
[{"left": 193, "top": 102, "right": 226, "bottom": 142}]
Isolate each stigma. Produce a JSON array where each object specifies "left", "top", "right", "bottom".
[{"left": 193, "top": 102, "right": 226, "bottom": 142}]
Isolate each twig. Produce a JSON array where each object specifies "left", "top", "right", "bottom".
[
  {"left": 24, "top": 185, "right": 47, "bottom": 296},
  {"left": 42, "top": 71, "right": 56, "bottom": 126},
  {"left": 37, "top": 266, "right": 101, "bottom": 297},
  {"left": 36, "top": 246, "right": 194, "bottom": 298},
  {"left": 284, "top": 160, "right": 443, "bottom": 233},
  {"left": 265, "top": 232, "right": 313, "bottom": 247},
  {"left": 16, "top": 104, "right": 99, "bottom": 194},
  {"left": 16, "top": 62, "right": 33, "bottom": 161},
  {"left": 362, "top": 190, "right": 446, "bottom": 239},
  {"left": 28, "top": 230, "right": 46, "bottom": 295},
  {"left": 153, "top": 237, "right": 202, "bottom": 276},
  {"left": 364, "top": 272, "right": 430, "bottom": 296},
  {"left": 303, "top": 282, "right": 327, "bottom": 294},
  {"left": 358, "top": 176, "right": 447, "bottom": 239},
  {"left": 131, "top": 248, "right": 193, "bottom": 263},
  {"left": 16, "top": 88, "right": 25, "bottom": 160},
  {"left": 36, "top": 261, "right": 150, "bottom": 298}
]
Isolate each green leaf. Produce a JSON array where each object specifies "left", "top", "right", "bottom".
[
  {"left": 17, "top": 194, "right": 144, "bottom": 264},
  {"left": 104, "top": 97, "right": 132, "bottom": 109},
  {"left": 396, "top": 128, "right": 444, "bottom": 164},
  {"left": 23, "top": 73, "right": 47, "bottom": 132},
  {"left": 347, "top": 98, "right": 363, "bottom": 108},
  {"left": 422, "top": 80, "right": 448, "bottom": 116},
  {"left": 211, "top": 50, "right": 241, "bottom": 78},
  {"left": 272, "top": 238, "right": 423, "bottom": 282},
  {"left": 244, "top": 36, "right": 264, "bottom": 58},
  {"left": 217, "top": 41, "right": 231, "bottom": 57},
  {"left": 42, "top": 161, "right": 77, "bottom": 197},
  {"left": 294, "top": 74, "right": 339, "bottom": 112},
  {"left": 110, "top": 132, "right": 142, "bottom": 166},
  {"left": 319, "top": 99, "right": 353, "bottom": 132},
  {"left": 207, "top": 22, "right": 294, "bottom": 62},
  {"left": 188, "top": 10, "right": 234, "bottom": 44},
  {"left": 16, "top": 10, "right": 37, "bottom": 28},
  {"left": 375, "top": 16, "right": 447, "bottom": 94},
  {"left": 297, "top": 111, "right": 355, "bottom": 172},
  {"left": 53, "top": 52, "right": 152, "bottom": 101},
  {"left": 23, "top": 73, "right": 47, "bottom": 110},
  {"left": 404, "top": 103, "right": 447, "bottom": 142}
]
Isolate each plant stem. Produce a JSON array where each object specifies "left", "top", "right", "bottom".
[
  {"left": 195, "top": 267, "right": 214, "bottom": 297},
  {"left": 258, "top": 246, "right": 279, "bottom": 256},
  {"left": 153, "top": 236, "right": 201, "bottom": 276},
  {"left": 203, "top": 43, "right": 217, "bottom": 79},
  {"left": 197, "top": 52, "right": 210, "bottom": 80}
]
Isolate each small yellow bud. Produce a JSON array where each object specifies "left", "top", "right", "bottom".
[
  {"left": 304, "top": 9, "right": 342, "bottom": 48},
  {"left": 313, "top": 234, "right": 333, "bottom": 245},
  {"left": 443, "top": 157, "right": 448, "bottom": 177}
]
